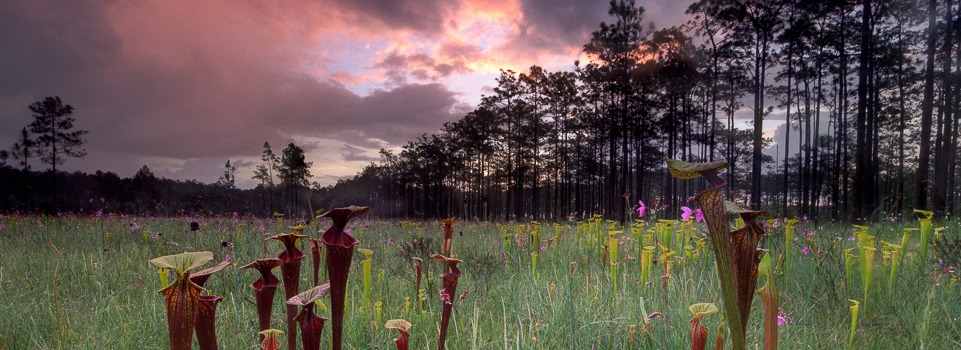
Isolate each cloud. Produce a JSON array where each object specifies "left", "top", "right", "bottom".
[
  {"left": 328, "top": 0, "right": 461, "bottom": 37},
  {"left": 0, "top": 0, "right": 462, "bottom": 172},
  {"left": 341, "top": 144, "right": 380, "bottom": 162}
]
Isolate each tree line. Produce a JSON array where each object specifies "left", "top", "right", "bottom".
[{"left": 321, "top": 0, "right": 961, "bottom": 222}]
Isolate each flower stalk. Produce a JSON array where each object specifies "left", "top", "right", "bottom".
[{"left": 319, "top": 205, "right": 370, "bottom": 350}]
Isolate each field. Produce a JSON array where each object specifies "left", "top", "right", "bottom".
[{"left": 0, "top": 212, "right": 959, "bottom": 349}]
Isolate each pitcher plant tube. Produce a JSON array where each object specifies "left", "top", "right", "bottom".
[
  {"left": 432, "top": 254, "right": 463, "bottom": 350},
  {"left": 240, "top": 258, "right": 284, "bottom": 342},
  {"left": 756, "top": 253, "right": 778, "bottom": 350},
  {"left": 413, "top": 257, "right": 424, "bottom": 312},
  {"left": 189, "top": 260, "right": 233, "bottom": 350},
  {"left": 359, "top": 248, "right": 374, "bottom": 303},
  {"left": 385, "top": 319, "right": 412, "bottom": 350},
  {"left": 915, "top": 209, "right": 933, "bottom": 265},
  {"left": 442, "top": 218, "right": 456, "bottom": 258},
  {"left": 286, "top": 283, "right": 331, "bottom": 350},
  {"left": 689, "top": 303, "right": 719, "bottom": 350},
  {"left": 319, "top": 205, "right": 371, "bottom": 350},
  {"left": 260, "top": 329, "right": 284, "bottom": 350},
  {"left": 666, "top": 158, "right": 769, "bottom": 350},
  {"left": 309, "top": 238, "right": 323, "bottom": 287},
  {"left": 148, "top": 251, "right": 214, "bottom": 350},
  {"left": 783, "top": 219, "right": 799, "bottom": 275},
  {"left": 268, "top": 232, "right": 307, "bottom": 350}
]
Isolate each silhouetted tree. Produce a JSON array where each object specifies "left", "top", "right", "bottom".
[
  {"left": 278, "top": 143, "right": 312, "bottom": 215},
  {"left": 9, "top": 127, "right": 35, "bottom": 171},
  {"left": 27, "top": 96, "right": 88, "bottom": 204}
]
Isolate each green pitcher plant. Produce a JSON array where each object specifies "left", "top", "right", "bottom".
[
  {"left": 783, "top": 219, "right": 799, "bottom": 275},
  {"left": 666, "top": 158, "right": 769, "bottom": 350},
  {"left": 359, "top": 248, "right": 374, "bottom": 303},
  {"left": 846, "top": 300, "right": 859, "bottom": 350},
  {"left": 915, "top": 209, "right": 933, "bottom": 265}
]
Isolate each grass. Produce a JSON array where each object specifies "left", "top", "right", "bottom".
[{"left": 0, "top": 213, "right": 958, "bottom": 349}]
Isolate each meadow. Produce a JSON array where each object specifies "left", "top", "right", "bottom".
[{"left": 0, "top": 210, "right": 958, "bottom": 349}]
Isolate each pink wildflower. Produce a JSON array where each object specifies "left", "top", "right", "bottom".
[
  {"left": 695, "top": 208, "right": 704, "bottom": 222},
  {"left": 637, "top": 200, "right": 646, "bottom": 218},
  {"left": 680, "top": 206, "right": 693, "bottom": 221},
  {"left": 801, "top": 247, "right": 810, "bottom": 255}
]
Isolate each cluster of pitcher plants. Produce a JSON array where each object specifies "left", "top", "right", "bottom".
[{"left": 149, "top": 205, "right": 466, "bottom": 349}]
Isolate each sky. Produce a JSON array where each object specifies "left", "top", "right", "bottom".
[{"left": 1, "top": 0, "right": 782, "bottom": 189}]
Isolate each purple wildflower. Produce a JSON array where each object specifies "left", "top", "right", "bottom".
[
  {"left": 637, "top": 200, "right": 646, "bottom": 218},
  {"left": 681, "top": 206, "right": 693, "bottom": 221},
  {"left": 801, "top": 247, "right": 810, "bottom": 255}
]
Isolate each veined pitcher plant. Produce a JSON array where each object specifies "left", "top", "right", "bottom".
[
  {"left": 286, "top": 283, "right": 331, "bottom": 350},
  {"left": 666, "top": 158, "right": 769, "bottom": 350},
  {"left": 689, "top": 303, "right": 719, "bottom": 350},
  {"left": 148, "top": 251, "right": 214, "bottom": 350},
  {"left": 189, "top": 260, "right": 233, "bottom": 350},
  {"left": 268, "top": 232, "right": 307, "bottom": 350},
  {"left": 432, "top": 254, "right": 463, "bottom": 350},
  {"left": 240, "top": 258, "right": 283, "bottom": 342},
  {"left": 385, "top": 319, "right": 412, "bottom": 350},
  {"left": 756, "top": 253, "right": 778, "bottom": 350}
]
